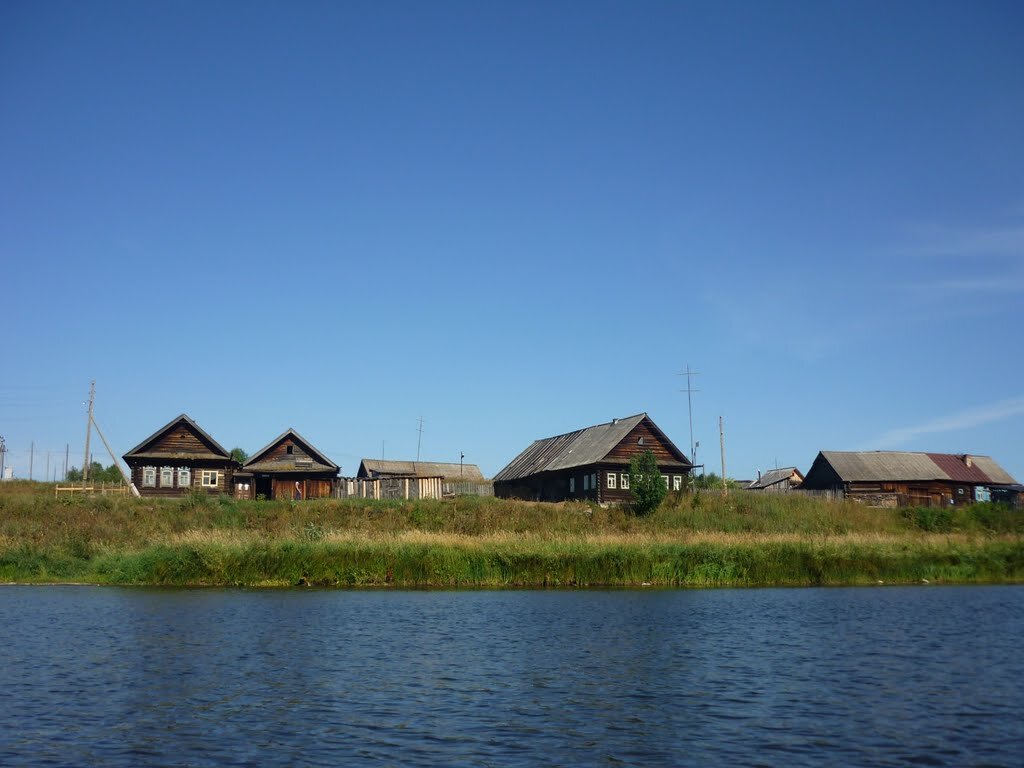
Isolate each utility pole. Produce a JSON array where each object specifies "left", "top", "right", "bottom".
[
  {"left": 416, "top": 416, "right": 425, "bottom": 462},
  {"left": 90, "top": 413, "right": 139, "bottom": 496},
  {"left": 46, "top": 451, "right": 50, "bottom": 483},
  {"left": 460, "top": 451, "right": 465, "bottom": 478},
  {"left": 719, "top": 416, "right": 728, "bottom": 497},
  {"left": 64, "top": 444, "right": 69, "bottom": 482},
  {"left": 0, "top": 435, "right": 6, "bottom": 479},
  {"left": 83, "top": 380, "right": 95, "bottom": 483},
  {"left": 30, "top": 441, "right": 34, "bottom": 481}
]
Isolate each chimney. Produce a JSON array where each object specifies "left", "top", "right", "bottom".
[
  {"left": 964, "top": 455, "right": 973, "bottom": 468},
  {"left": 757, "top": 470, "right": 762, "bottom": 481}
]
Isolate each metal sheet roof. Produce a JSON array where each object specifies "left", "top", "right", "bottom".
[
  {"left": 748, "top": 467, "right": 802, "bottom": 490},
  {"left": 494, "top": 414, "right": 690, "bottom": 483},
  {"left": 819, "top": 451, "right": 1017, "bottom": 484},
  {"left": 358, "top": 460, "right": 487, "bottom": 481}
]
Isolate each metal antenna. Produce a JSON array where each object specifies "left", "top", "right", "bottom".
[
  {"left": 678, "top": 364, "right": 699, "bottom": 463},
  {"left": 416, "top": 416, "right": 425, "bottom": 462}
]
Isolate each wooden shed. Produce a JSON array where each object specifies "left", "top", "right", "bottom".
[
  {"left": 239, "top": 429, "right": 338, "bottom": 501},
  {"left": 122, "top": 414, "right": 237, "bottom": 497},
  {"left": 493, "top": 413, "right": 692, "bottom": 503},
  {"left": 800, "top": 451, "right": 1019, "bottom": 507},
  {"left": 746, "top": 467, "right": 804, "bottom": 493}
]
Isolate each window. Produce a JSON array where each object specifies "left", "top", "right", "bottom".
[
  {"left": 201, "top": 470, "right": 219, "bottom": 488},
  {"left": 591, "top": 473, "right": 597, "bottom": 491},
  {"left": 570, "top": 477, "right": 575, "bottom": 494},
  {"left": 607, "top": 472, "right": 617, "bottom": 490},
  {"left": 160, "top": 467, "right": 174, "bottom": 487},
  {"left": 662, "top": 475, "right": 669, "bottom": 489},
  {"left": 142, "top": 466, "right": 156, "bottom": 487},
  {"left": 583, "top": 474, "right": 590, "bottom": 491},
  {"left": 621, "top": 473, "right": 630, "bottom": 490},
  {"left": 178, "top": 467, "right": 191, "bottom": 488},
  {"left": 672, "top": 475, "right": 682, "bottom": 491},
  {"left": 286, "top": 445, "right": 294, "bottom": 455},
  {"left": 637, "top": 437, "right": 645, "bottom": 445}
]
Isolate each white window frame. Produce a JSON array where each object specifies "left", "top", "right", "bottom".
[
  {"left": 160, "top": 466, "right": 174, "bottom": 487},
  {"left": 201, "top": 470, "right": 219, "bottom": 488},
  {"left": 621, "top": 473, "right": 630, "bottom": 490},
  {"left": 178, "top": 467, "right": 192, "bottom": 488},
  {"left": 673, "top": 475, "right": 682, "bottom": 491},
  {"left": 142, "top": 466, "right": 156, "bottom": 487},
  {"left": 662, "top": 475, "right": 669, "bottom": 489},
  {"left": 607, "top": 472, "right": 617, "bottom": 490}
]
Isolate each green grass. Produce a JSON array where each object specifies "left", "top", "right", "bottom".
[{"left": 0, "top": 482, "right": 1020, "bottom": 587}]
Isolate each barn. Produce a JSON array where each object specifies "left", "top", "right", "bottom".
[
  {"left": 800, "top": 451, "right": 1019, "bottom": 507},
  {"left": 238, "top": 429, "right": 339, "bottom": 500},
  {"left": 493, "top": 413, "right": 692, "bottom": 503}
]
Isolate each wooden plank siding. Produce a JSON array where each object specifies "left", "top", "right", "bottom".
[
  {"left": 605, "top": 422, "right": 690, "bottom": 469},
  {"left": 124, "top": 416, "right": 237, "bottom": 498}
]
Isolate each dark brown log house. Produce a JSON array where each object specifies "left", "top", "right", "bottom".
[
  {"left": 493, "top": 413, "right": 692, "bottom": 503},
  {"left": 122, "top": 414, "right": 238, "bottom": 497}
]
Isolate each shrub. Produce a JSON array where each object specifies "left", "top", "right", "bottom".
[{"left": 629, "top": 450, "right": 667, "bottom": 515}]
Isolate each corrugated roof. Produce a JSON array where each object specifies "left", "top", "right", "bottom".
[
  {"left": 123, "top": 413, "right": 232, "bottom": 460},
  {"left": 494, "top": 413, "right": 690, "bottom": 483},
  {"left": 819, "top": 451, "right": 1018, "bottom": 484},
  {"left": 358, "top": 460, "right": 487, "bottom": 482},
  {"left": 748, "top": 467, "right": 802, "bottom": 490}
]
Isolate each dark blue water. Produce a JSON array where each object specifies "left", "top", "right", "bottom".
[{"left": 0, "top": 586, "right": 1021, "bottom": 767}]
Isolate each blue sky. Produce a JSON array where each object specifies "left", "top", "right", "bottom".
[{"left": 3, "top": 0, "right": 1023, "bottom": 482}]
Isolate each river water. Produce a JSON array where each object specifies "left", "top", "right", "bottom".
[{"left": 0, "top": 585, "right": 1021, "bottom": 766}]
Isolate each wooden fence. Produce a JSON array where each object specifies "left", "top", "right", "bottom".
[
  {"left": 334, "top": 478, "right": 495, "bottom": 501},
  {"left": 55, "top": 482, "right": 130, "bottom": 497}
]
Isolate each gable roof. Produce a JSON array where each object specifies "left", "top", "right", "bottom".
[
  {"left": 357, "top": 459, "right": 487, "bottom": 482},
  {"left": 812, "top": 451, "right": 1017, "bottom": 485},
  {"left": 123, "top": 413, "right": 232, "bottom": 460},
  {"left": 747, "top": 467, "right": 803, "bottom": 490},
  {"left": 243, "top": 428, "right": 339, "bottom": 473},
  {"left": 493, "top": 413, "right": 691, "bottom": 483}
]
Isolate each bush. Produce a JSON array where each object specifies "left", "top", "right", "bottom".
[{"left": 629, "top": 450, "right": 667, "bottom": 515}]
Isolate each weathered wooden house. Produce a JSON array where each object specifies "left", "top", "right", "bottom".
[
  {"left": 237, "top": 429, "right": 338, "bottom": 500},
  {"left": 357, "top": 459, "right": 487, "bottom": 483},
  {"left": 123, "top": 414, "right": 238, "bottom": 497},
  {"left": 345, "top": 459, "right": 489, "bottom": 500},
  {"left": 746, "top": 467, "right": 804, "bottom": 493},
  {"left": 800, "top": 451, "right": 1019, "bottom": 507},
  {"left": 493, "top": 413, "right": 692, "bottom": 503}
]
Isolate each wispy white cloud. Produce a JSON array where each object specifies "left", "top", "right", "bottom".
[
  {"left": 896, "top": 224, "right": 1024, "bottom": 260},
  {"left": 867, "top": 396, "right": 1024, "bottom": 449}
]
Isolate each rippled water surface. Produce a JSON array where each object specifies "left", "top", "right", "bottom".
[{"left": 1, "top": 585, "right": 1022, "bottom": 766}]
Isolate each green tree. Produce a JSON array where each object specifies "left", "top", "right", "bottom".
[
  {"left": 230, "top": 447, "right": 249, "bottom": 464},
  {"left": 629, "top": 450, "right": 667, "bottom": 515}
]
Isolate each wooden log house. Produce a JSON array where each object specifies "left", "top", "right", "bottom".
[
  {"left": 493, "top": 413, "right": 692, "bottom": 503},
  {"left": 799, "top": 451, "right": 1019, "bottom": 507},
  {"left": 122, "top": 414, "right": 238, "bottom": 497},
  {"left": 237, "top": 428, "right": 339, "bottom": 500}
]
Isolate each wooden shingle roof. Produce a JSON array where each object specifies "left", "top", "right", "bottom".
[
  {"left": 123, "top": 413, "right": 232, "bottom": 461},
  {"left": 243, "top": 428, "right": 339, "bottom": 473}
]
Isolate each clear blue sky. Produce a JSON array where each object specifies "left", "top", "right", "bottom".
[{"left": 3, "top": 0, "right": 1023, "bottom": 482}]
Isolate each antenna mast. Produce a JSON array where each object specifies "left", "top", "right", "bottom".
[
  {"left": 82, "top": 380, "right": 95, "bottom": 483},
  {"left": 416, "top": 416, "right": 425, "bottom": 462}
]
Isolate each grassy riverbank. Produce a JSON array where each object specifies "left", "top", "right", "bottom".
[{"left": 1, "top": 483, "right": 1021, "bottom": 587}]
